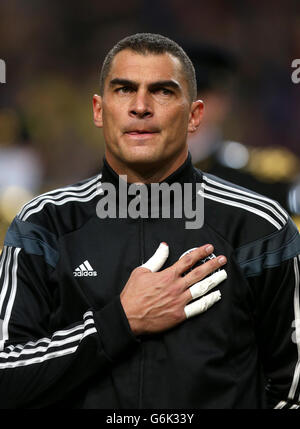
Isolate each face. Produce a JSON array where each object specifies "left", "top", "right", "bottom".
[{"left": 93, "top": 49, "right": 203, "bottom": 178}]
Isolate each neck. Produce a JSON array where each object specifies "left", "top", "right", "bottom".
[
  {"left": 101, "top": 151, "right": 198, "bottom": 192},
  {"left": 105, "top": 148, "right": 189, "bottom": 184}
]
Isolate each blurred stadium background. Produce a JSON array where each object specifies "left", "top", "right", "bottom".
[{"left": 0, "top": 0, "right": 300, "bottom": 246}]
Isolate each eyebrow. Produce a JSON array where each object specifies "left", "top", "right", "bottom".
[
  {"left": 149, "top": 80, "right": 181, "bottom": 91},
  {"left": 109, "top": 78, "right": 136, "bottom": 87},
  {"left": 109, "top": 78, "right": 181, "bottom": 91}
]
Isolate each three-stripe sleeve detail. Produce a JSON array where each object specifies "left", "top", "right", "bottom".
[
  {"left": 0, "top": 310, "right": 97, "bottom": 369},
  {"left": 201, "top": 175, "right": 288, "bottom": 230},
  {"left": 18, "top": 174, "right": 103, "bottom": 221},
  {"left": 0, "top": 247, "right": 21, "bottom": 351},
  {"left": 274, "top": 255, "right": 300, "bottom": 409}
]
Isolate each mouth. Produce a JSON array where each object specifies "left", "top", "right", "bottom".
[{"left": 124, "top": 130, "right": 159, "bottom": 140}]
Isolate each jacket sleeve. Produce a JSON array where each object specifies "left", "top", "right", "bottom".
[
  {"left": 0, "top": 219, "right": 139, "bottom": 409},
  {"left": 236, "top": 218, "right": 300, "bottom": 409}
]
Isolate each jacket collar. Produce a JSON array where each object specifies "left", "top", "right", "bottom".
[{"left": 101, "top": 152, "right": 202, "bottom": 189}]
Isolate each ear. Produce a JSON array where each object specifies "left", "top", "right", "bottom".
[
  {"left": 93, "top": 94, "right": 103, "bottom": 128},
  {"left": 187, "top": 100, "right": 204, "bottom": 133}
]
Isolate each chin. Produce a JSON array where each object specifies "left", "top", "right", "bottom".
[{"left": 123, "top": 147, "right": 162, "bottom": 165}]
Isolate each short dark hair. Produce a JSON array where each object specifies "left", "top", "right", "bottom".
[{"left": 99, "top": 33, "right": 197, "bottom": 101}]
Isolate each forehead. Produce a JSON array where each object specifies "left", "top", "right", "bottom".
[{"left": 107, "top": 49, "right": 186, "bottom": 85}]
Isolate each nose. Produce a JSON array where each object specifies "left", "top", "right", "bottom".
[{"left": 129, "top": 90, "right": 153, "bottom": 119}]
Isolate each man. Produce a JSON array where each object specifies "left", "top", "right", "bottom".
[{"left": 0, "top": 33, "right": 299, "bottom": 409}]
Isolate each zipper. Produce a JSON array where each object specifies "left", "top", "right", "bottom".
[{"left": 138, "top": 215, "right": 145, "bottom": 409}]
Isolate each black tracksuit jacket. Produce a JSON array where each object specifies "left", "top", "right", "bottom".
[{"left": 0, "top": 154, "right": 299, "bottom": 409}]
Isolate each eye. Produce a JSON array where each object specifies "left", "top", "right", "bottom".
[
  {"left": 155, "top": 88, "right": 173, "bottom": 96},
  {"left": 116, "top": 86, "right": 134, "bottom": 94}
]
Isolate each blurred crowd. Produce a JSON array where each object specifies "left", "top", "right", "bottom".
[{"left": 0, "top": 0, "right": 299, "bottom": 245}]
